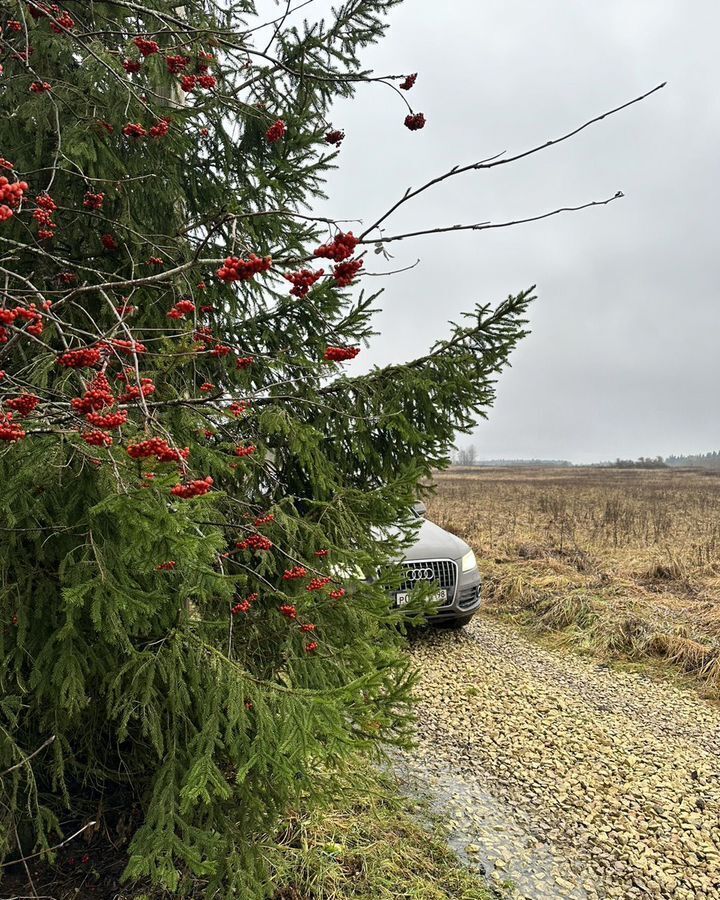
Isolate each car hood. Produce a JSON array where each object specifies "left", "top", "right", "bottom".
[{"left": 402, "top": 518, "right": 470, "bottom": 562}]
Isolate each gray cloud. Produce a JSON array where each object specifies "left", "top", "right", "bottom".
[{"left": 313, "top": 0, "right": 720, "bottom": 463}]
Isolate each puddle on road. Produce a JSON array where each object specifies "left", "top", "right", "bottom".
[{"left": 392, "top": 754, "right": 594, "bottom": 900}]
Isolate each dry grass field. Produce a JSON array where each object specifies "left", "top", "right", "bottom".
[{"left": 428, "top": 467, "right": 720, "bottom": 696}]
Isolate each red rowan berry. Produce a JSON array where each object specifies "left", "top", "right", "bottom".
[
  {"left": 30, "top": 82, "right": 52, "bottom": 93},
  {"left": 133, "top": 37, "right": 160, "bottom": 57},
  {"left": 305, "top": 641, "right": 319, "bottom": 653},
  {"left": 156, "top": 561, "right": 177, "bottom": 570},
  {"left": 0, "top": 413, "right": 25, "bottom": 441},
  {"left": 400, "top": 73, "right": 417, "bottom": 90},
  {"left": 325, "top": 129, "right": 345, "bottom": 146},
  {"left": 234, "top": 444, "right": 256, "bottom": 457},
  {"left": 83, "top": 191, "right": 105, "bottom": 210},
  {"left": 283, "top": 566, "right": 307, "bottom": 581},
  {"left": 171, "top": 476, "right": 213, "bottom": 499},
  {"left": 166, "top": 54, "right": 190, "bottom": 74},
  {"left": 101, "top": 233, "right": 119, "bottom": 251},
  {"left": 122, "top": 122, "right": 147, "bottom": 138},
  {"left": 324, "top": 346, "right": 360, "bottom": 362},
  {"left": 279, "top": 604, "right": 297, "bottom": 619},
  {"left": 307, "top": 577, "right": 331, "bottom": 591},
  {"left": 235, "top": 534, "right": 272, "bottom": 552},
  {"left": 332, "top": 257, "right": 363, "bottom": 287},
  {"left": 284, "top": 268, "right": 325, "bottom": 297},
  {"left": 85, "top": 408, "right": 127, "bottom": 429},
  {"left": 122, "top": 59, "right": 142, "bottom": 73},
  {"left": 82, "top": 430, "right": 113, "bottom": 447},
  {"left": 300, "top": 623, "right": 316, "bottom": 633},
  {"left": 329, "top": 588, "right": 346, "bottom": 600},
  {"left": 235, "top": 356, "right": 254, "bottom": 369},
  {"left": 404, "top": 112, "right": 426, "bottom": 130},
  {"left": 314, "top": 549, "right": 329, "bottom": 558},
  {"left": 58, "top": 347, "right": 102, "bottom": 368},
  {"left": 6, "top": 393, "right": 39, "bottom": 416},
  {"left": 216, "top": 254, "right": 271, "bottom": 283},
  {"left": 313, "top": 231, "right": 358, "bottom": 262},
  {"left": 180, "top": 74, "right": 197, "bottom": 92},
  {"left": 266, "top": 119, "right": 286, "bottom": 143}
]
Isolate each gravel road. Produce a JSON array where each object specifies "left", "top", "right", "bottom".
[{"left": 394, "top": 615, "right": 720, "bottom": 900}]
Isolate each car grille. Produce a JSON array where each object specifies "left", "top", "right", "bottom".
[
  {"left": 457, "top": 582, "right": 481, "bottom": 610},
  {"left": 399, "top": 559, "right": 457, "bottom": 606}
]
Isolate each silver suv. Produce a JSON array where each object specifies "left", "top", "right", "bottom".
[{"left": 394, "top": 503, "right": 482, "bottom": 628}]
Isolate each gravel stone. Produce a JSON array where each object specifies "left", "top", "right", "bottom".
[{"left": 394, "top": 616, "right": 720, "bottom": 899}]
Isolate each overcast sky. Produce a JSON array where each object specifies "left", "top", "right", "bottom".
[{"left": 310, "top": 0, "right": 719, "bottom": 463}]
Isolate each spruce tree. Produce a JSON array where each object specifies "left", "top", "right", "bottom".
[{"left": 0, "top": 1, "right": 651, "bottom": 894}]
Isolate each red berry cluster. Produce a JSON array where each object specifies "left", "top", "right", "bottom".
[
  {"left": 122, "top": 59, "right": 142, "bottom": 74},
  {"left": 2, "top": 303, "right": 44, "bottom": 336},
  {"left": 332, "top": 257, "right": 363, "bottom": 287},
  {"left": 307, "top": 577, "right": 331, "bottom": 591},
  {"left": 234, "top": 444, "right": 256, "bottom": 457},
  {"left": 101, "top": 233, "right": 119, "bottom": 251},
  {"left": 117, "top": 377, "right": 155, "bottom": 404},
  {"left": 147, "top": 256, "right": 164, "bottom": 266},
  {"left": 231, "top": 592, "right": 258, "bottom": 615},
  {"left": 254, "top": 513, "right": 275, "bottom": 526},
  {"left": 171, "top": 476, "right": 213, "bottom": 499},
  {"left": 0, "top": 175, "right": 29, "bottom": 222},
  {"left": 71, "top": 373, "right": 114, "bottom": 413},
  {"left": 127, "top": 438, "right": 189, "bottom": 463},
  {"left": 122, "top": 122, "right": 147, "bottom": 138},
  {"left": 0, "top": 159, "right": 14, "bottom": 171},
  {"left": 404, "top": 112, "right": 426, "bottom": 131},
  {"left": 149, "top": 117, "right": 171, "bottom": 139},
  {"left": 236, "top": 356, "right": 254, "bottom": 369},
  {"left": 266, "top": 119, "right": 286, "bottom": 143},
  {"left": 0, "top": 412, "right": 25, "bottom": 442},
  {"left": 86, "top": 408, "right": 128, "bottom": 429},
  {"left": 279, "top": 604, "right": 297, "bottom": 619},
  {"left": 400, "top": 73, "right": 417, "bottom": 90},
  {"left": 324, "top": 346, "right": 360, "bottom": 362},
  {"left": 329, "top": 588, "right": 346, "bottom": 600},
  {"left": 5, "top": 21, "right": 22, "bottom": 32},
  {"left": 133, "top": 36, "right": 160, "bottom": 57},
  {"left": 325, "top": 129, "right": 345, "bottom": 146},
  {"left": 314, "top": 231, "right": 358, "bottom": 262},
  {"left": 229, "top": 401, "right": 247, "bottom": 417},
  {"left": 284, "top": 268, "right": 325, "bottom": 298},
  {"left": 6, "top": 393, "right": 39, "bottom": 416},
  {"left": 216, "top": 254, "right": 272, "bottom": 284},
  {"left": 283, "top": 566, "right": 307, "bottom": 581},
  {"left": 236, "top": 534, "right": 273, "bottom": 552},
  {"left": 167, "top": 298, "right": 195, "bottom": 319},
  {"left": 305, "top": 641, "right": 319, "bottom": 653},
  {"left": 300, "top": 623, "right": 316, "bottom": 633},
  {"left": 82, "top": 430, "right": 113, "bottom": 447},
  {"left": 103, "top": 338, "right": 147, "bottom": 355},
  {"left": 166, "top": 55, "right": 190, "bottom": 74},
  {"left": 30, "top": 82, "right": 52, "bottom": 94},
  {"left": 83, "top": 191, "right": 104, "bottom": 210},
  {"left": 157, "top": 561, "right": 177, "bottom": 570},
  {"left": 199, "top": 382, "right": 214, "bottom": 393},
  {"left": 209, "top": 344, "right": 231, "bottom": 357},
  {"left": 58, "top": 347, "right": 102, "bottom": 368},
  {"left": 314, "top": 549, "right": 329, "bottom": 558},
  {"left": 115, "top": 303, "right": 136, "bottom": 316}
]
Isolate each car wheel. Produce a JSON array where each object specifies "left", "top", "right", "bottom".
[{"left": 438, "top": 613, "right": 475, "bottom": 630}]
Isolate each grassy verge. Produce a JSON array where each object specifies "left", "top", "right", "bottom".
[{"left": 269, "top": 767, "right": 495, "bottom": 900}]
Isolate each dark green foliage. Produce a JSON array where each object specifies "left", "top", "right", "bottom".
[{"left": 0, "top": 1, "right": 531, "bottom": 894}]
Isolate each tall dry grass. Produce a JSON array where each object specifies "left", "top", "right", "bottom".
[{"left": 428, "top": 467, "right": 720, "bottom": 695}]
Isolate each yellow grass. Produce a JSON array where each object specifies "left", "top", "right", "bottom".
[{"left": 428, "top": 467, "right": 720, "bottom": 695}]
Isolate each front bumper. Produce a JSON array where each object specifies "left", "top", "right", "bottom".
[
  {"left": 427, "top": 565, "right": 482, "bottom": 622},
  {"left": 392, "top": 560, "right": 482, "bottom": 622}
]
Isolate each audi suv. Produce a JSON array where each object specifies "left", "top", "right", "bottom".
[{"left": 393, "top": 503, "right": 482, "bottom": 628}]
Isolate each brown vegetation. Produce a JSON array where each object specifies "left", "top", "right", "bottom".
[{"left": 428, "top": 467, "right": 720, "bottom": 695}]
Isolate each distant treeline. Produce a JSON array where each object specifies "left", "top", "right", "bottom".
[{"left": 452, "top": 448, "right": 720, "bottom": 470}]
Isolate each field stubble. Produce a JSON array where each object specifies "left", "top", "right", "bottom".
[{"left": 428, "top": 467, "right": 720, "bottom": 696}]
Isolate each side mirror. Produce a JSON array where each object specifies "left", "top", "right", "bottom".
[{"left": 412, "top": 501, "right": 427, "bottom": 518}]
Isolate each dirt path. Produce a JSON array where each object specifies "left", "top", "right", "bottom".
[{"left": 395, "top": 615, "right": 720, "bottom": 900}]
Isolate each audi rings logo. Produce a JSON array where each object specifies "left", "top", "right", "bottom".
[{"left": 407, "top": 566, "right": 436, "bottom": 581}]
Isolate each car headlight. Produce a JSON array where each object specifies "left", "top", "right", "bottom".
[{"left": 461, "top": 549, "right": 477, "bottom": 573}]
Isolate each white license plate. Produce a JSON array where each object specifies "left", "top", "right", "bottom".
[{"left": 395, "top": 588, "right": 447, "bottom": 607}]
